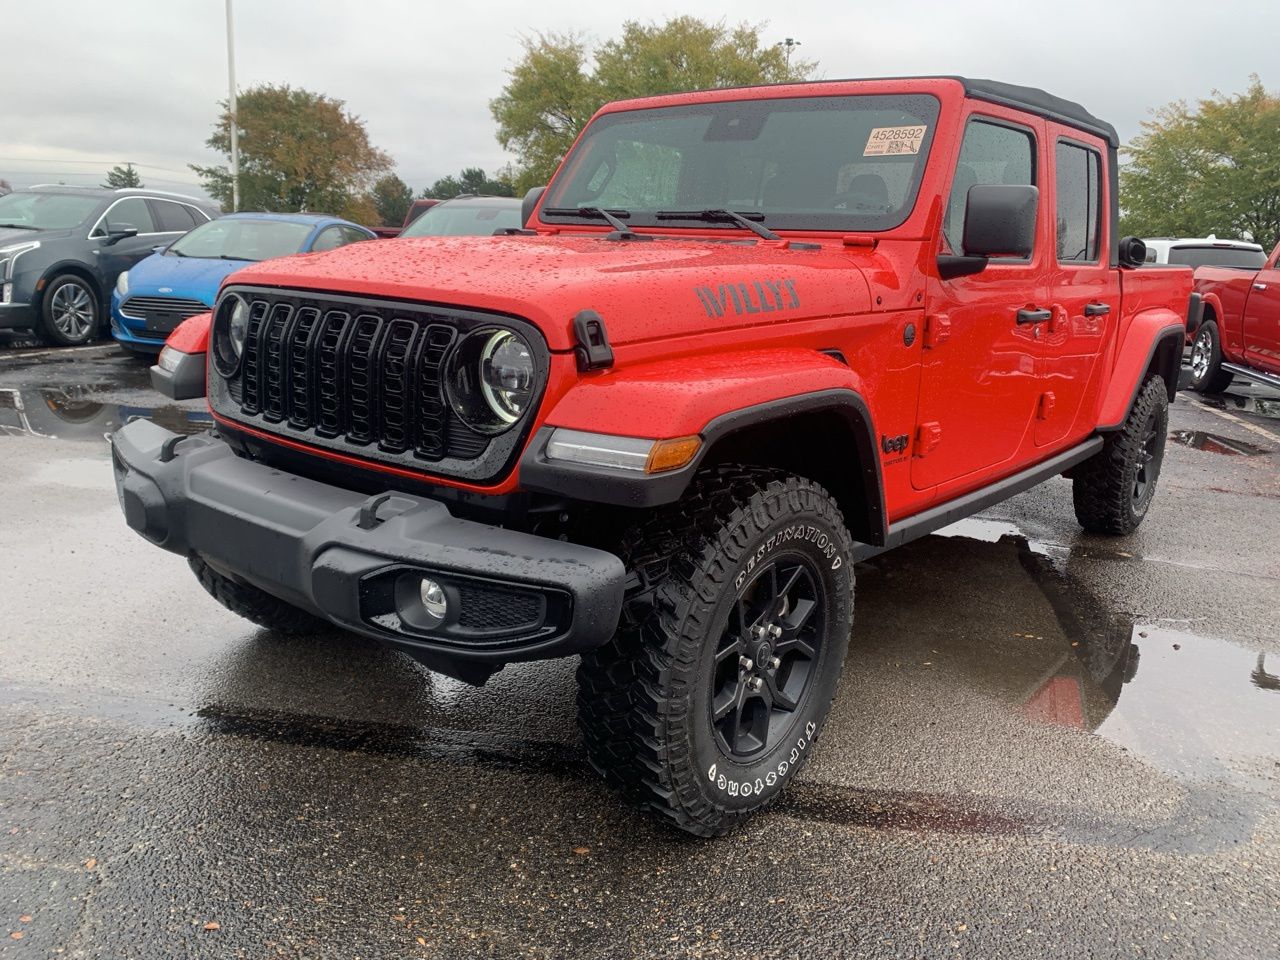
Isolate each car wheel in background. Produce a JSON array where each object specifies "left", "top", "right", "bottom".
[
  {"left": 39, "top": 275, "right": 100, "bottom": 346},
  {"left": 1188, "top": 320, "right": 1234, "bottom": 394}
]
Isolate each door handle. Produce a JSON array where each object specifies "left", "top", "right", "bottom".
[
  {"left": 1083, "top": 302, "right": 1111, "bottom": 316},
  {"left": 1016, "top": 308, "right": 1052, "bottom": 325},
  {"left": 1254, "top": 283, "right": 1269, "bottom": 292}
]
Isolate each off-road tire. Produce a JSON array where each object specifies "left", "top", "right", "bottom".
[
  {"left": 577, "top": 467, "right": 855, "bottom": 836},
  {"left": 1073, "top": 376, "right": 1169, "bottom": 535},
  {"left": 189, "top": 554, "right": 325, "bottom": 635},
  {"left": 1188, "top": 319, "right": 1234, "bottom": 394},
  {"left": 38, "top": 274, "right": 100, "bottom": 346}
]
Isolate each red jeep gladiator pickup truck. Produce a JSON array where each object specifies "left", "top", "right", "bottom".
[
  {"left": 1189, "top": 241, "right": 1280, "bottom": 393},
  {"left": 113, "top": 76, "right": 1196, "bottom": 835}
]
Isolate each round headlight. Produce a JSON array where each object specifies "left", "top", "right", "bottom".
[
  {"left": 446, "top": 328, "right": 536, "bottom": 434},
  {"left": 480, "top": 331, "right": 534, "bottom": 423},
  {"left": 211, "top": 293, "right": 249, "bottom": 377},
  {"left": 228, "top": 298, "right": 248, "bottom": 357}
]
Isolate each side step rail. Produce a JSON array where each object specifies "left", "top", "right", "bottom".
[
  {"left": 1222, "top": 362, "right": 1280, "bottom": 392},
  {"left": 851, "top": 437, "right": 1104, "bottom": 561}
]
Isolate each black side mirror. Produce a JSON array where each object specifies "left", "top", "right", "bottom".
[
  {"left": 103, "top": 224, "right": 139, "bottom": 246},
  {"left": 938, "top": 184, "right": 1039, "bottom": 280},
  {"left": 1117, "top": 236, "right": 1148, "bottom": 268},
  {"left": 522, "top": 186, "right": 546, "bottom": 228}
]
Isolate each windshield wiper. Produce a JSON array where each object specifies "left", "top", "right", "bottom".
[
  {"left": 0, "top": 223, "right": 39, "bottom": 230},
  {"left": 656, "top": 209, "right": 782, "bottom": 242},
  {"left": 218, "top": 254, "right": 254, "bottom": 261},
  {"left": 541, "top": 206, "right": 645, "bottom": 240},
  {"left": 167, "top": 248, "right": 188, "bottom": 257}
]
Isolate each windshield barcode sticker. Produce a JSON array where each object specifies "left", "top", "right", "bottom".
[{"left": 864, "top": 125, "right": 927, "bottom": 156}]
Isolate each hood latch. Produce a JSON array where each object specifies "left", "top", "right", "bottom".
[{"left": 573, "top": 310, "right": 614, "bottom": 372}]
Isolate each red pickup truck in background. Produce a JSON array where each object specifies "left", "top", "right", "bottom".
[
  {"left": 1190, "top": 241, "right": 1280, "bottom": 392},
  {"left": 370, "top": 198, "right": 440, "bottom": 238}
]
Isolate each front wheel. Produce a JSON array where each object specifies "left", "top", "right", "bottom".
[
  {"left": 577, "top": 468, "right": 855, "bottom": 836},
  {"left": 189, "top": 554, "right": 326, "bottom": 635},
  {"left": 39, "top": 275, "right": 100, "bottom": 346},
  {"left": 1073, "top": 376, "right": 1170, "bottom": 535}
]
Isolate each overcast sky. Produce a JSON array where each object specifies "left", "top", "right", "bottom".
[{"left": 2, "top": 0, "right": 1271, "bottom": 199}]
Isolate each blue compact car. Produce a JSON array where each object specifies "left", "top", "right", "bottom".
[{"left": 111, "top": 212, "right": 375, "bottom": 354}]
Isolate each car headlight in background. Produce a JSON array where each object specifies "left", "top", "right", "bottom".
[
  {"left": 116, "top": 271, "right": 129, "bottom": 296},
  {"left": 211, "top": 293, "right": 249, "bottom": 377},
  {"left": 0, "top": 241, "right": 40, "bottom": 282},
  {"left": 446, "top": 328, "right": 536, "bottom": 433}
]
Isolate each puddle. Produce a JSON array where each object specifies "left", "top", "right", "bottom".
[
  {"left": 1089, "top": 626, "right": 1278, "bottom": 786},
  {"left": 953, "top": 529, "right": 1279, "bottom": 790},
  {"left": 0, "top": 384, "right": 211, "bottom": 443},
  {"left": 1169, "top": 430, "right": 1270, "bottom": 456}
]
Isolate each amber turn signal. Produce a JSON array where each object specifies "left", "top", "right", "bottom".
[{"left": 645, "top": 436, "right": 702, "bottom": 474}]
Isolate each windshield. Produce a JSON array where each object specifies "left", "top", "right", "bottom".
[
  {"left": 0, "top": 192, "right": 101, "bottom": 230},
  {"left": 542, "top": 94, "right": 941, "bottom": 232},
  {"left": 1169, "top": 245, "right": 1267, "bottom": 269},
  {"left": 401, "top": 201, "right": 522, "bottom": 237},
  {"left": 167, "top": 218, "right": 313, "bottom": 260}
]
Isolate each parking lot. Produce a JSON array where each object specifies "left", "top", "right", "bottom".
[{"left": 1, "top": 343, "right": 1277, "bottom": 958}]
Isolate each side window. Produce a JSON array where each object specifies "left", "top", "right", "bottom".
[
  {"left": 151, "top": 200, "right": 198, "bottom": 233},
  {"left": 1054, "top": 141, "right": 1102, "bottom": 263},
  {"left": 944, "top": 120, "right": 1036, "bottom": 255},
  {"left": 102, "top": 197, "right": 155, "bottom": 234},
  {"left": 339, "top": 226, "right": 371, "bottom": 246},
  {"left": 310, "top": 226, "right": 344, "bottom": 252}
]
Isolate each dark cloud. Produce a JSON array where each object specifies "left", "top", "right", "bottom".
[{"left": 1, "top": 0, "right": 1269, "bottom": 196}]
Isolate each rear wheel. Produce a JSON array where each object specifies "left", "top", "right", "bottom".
[
  {"left": 1189, "top": 320, "right": 1234, "bottom": 394},
  {"left": 577, "top": 468, "right": 855, "bottom": 836},
  {"left": 38, "top": 275, "right": 100, "bottom": 346},
  {"left": 1073, "top": 376, "right": 1169, "bottom": 535},
  {"left": 189, "top": 555, "right": 325, "bottom": 635}
]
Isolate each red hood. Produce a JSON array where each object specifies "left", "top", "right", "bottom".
[{"left": 227, "top": 234, "right": 872, "bottom": 351}]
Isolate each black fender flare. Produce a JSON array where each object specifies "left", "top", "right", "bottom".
[{"left": 519, "top": 388, "right": 887, "bottom": 546}]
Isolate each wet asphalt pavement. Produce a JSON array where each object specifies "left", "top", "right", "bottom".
[{"left": 1, "top": 344, "right": 1278, "bottom": 959}]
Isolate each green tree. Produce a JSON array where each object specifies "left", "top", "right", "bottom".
[
  {"left": 370, "top": 173, "right": 414, "bottom": 225},
  {"left": 491, "top": 17, "right": 817, "bottom": 190},
  {"left": 192, "top": 84, "right": 391, "bottom": 224},
  {"left": 424, "top": 167, "right": 515, "bottom": 200},
  {"left": 102, "top": 163, "right": 143, "bottom": 189},
  {"left": 1121, "top": 77, "right": 1280, "bottom": 251}
]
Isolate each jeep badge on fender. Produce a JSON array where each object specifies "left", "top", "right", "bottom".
[{"left": 112, "top": 77, "right": 1193, "bottom": 837}]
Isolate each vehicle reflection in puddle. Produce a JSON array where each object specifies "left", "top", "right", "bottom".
[
  {"left": 1169, "top": 429, "right": 1270, "bottom": 456},
  {"left": 855, "top": 530, "right": 1278, "bottom": 792},
  {"left": 0, "top": 384, "right": 211, "bottom": 442}
]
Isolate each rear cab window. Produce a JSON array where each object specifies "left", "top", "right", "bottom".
[{"left": 1053, "top": 139, "right": 1103, "bottom": 265}]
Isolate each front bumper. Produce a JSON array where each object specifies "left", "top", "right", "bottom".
[
  {"left": 110, "top": 419, "right": 626, "bottom": 682},
  {"left": 0, "top": 300, "right": 37, "bottom": 330}
]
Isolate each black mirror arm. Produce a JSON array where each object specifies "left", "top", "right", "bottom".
[{"left": 937, "top": 254, "right": 989, "bottom": 280}]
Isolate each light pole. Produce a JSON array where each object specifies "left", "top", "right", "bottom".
[
  {"left": 777, "top": 37, "right": 802, "bottom": 71},
  {"left": 225, "top": 0, "right": 240, "bottom": 212}
]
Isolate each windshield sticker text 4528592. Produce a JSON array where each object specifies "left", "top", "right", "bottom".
[{"left": 695, "top": 278, "right": 799, "bottom": 319}]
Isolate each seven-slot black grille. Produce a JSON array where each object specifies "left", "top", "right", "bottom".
[{"left": 216, "top": 290, "right": 533, "bottom": 466}]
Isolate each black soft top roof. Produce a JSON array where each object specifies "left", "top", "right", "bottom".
[{"left": 954, "top": 77, "right": 1118, "bottom": 148}]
